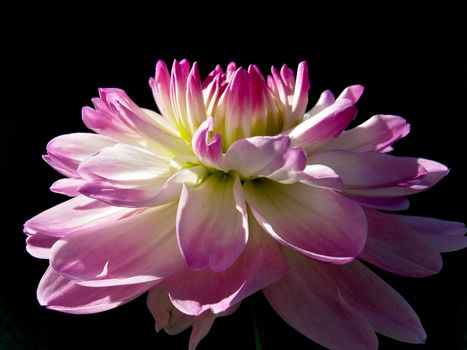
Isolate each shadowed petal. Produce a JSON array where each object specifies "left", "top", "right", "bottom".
[
  {"left": 264, "top": 251, "right": 378, "bottom": 350},
  {"left": 38, "top": 267, "right": 157, "bottom": 314},
  {"left": 225, "top": 135, "right": 306, "bottom": 179},
  {"left": 361, "top": 209, "right": 467, "bottom": 277},
  {"left": 166, "top": 214, "right": 287, "bottom": 315}
]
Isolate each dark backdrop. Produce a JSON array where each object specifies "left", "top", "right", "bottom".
[{"left": 2, "top": 12, "right": 466, "bottom": 350}]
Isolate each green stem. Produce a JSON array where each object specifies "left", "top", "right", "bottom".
[{"left": 251, "top": 305, "right": 264, "bottom": 350}]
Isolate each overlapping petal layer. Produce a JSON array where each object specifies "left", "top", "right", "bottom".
[{"left": 25, "top": 59, "right": 465, "bottom": 350}]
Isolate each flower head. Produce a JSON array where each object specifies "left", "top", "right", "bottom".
[{"left": 25, "top": 59, "right": 466, "bottom": 350}]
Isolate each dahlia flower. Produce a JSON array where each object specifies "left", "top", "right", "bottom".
[{"left": 24, "top": 59, "right": 466, "bottom": 350}]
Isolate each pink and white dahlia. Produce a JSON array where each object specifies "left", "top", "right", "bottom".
[{"left": 24, "top": 59, "right": 466, "bottom": 350}]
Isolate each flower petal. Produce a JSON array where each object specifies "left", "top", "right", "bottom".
[
  {"left": 176, "top": 173, "right": 248, "bottom": 272},
  {"left": 244, "top": 180, "right": 367, "bottom": 264},
  {"left": 78, "top": 143, "right": 171, "bottom": 184},
  {"left": 82, "top": 88, "right": 189, "bottom": 157},
  {"left": 264, "top": 251, "right": 378, "bottom": 350},
  {"left": 38, "top": 267, "right": 157, "bottom": 314},
  {"left": 336, "top": 84, "right": 365, "bottom": 103},
  {"left": 289, "top": 99, "right": 357, "bottom": 151},
  {"left": 297, "top": 164, "right": 344, "bottom": 190},
  {"left": 166, "top": 214, "right": 287, "bottom": 315},
  {"left": 44, "top": 133, "right": 116, "bottom": 177},
  {"left": 24, "top": 195, "right": 132, "bottom": 237},
  {"left": 192, "top": 117, "right": 224, "bottom": 170},
  {"left": 308, "top": 150, "right": 441, "bottom": 197},
  {"left": 79, "top": 166, "right": 206, "bottom": 208},
  {"left": 335, "top": 261, "right": 426, "bottom": 344},
  {"left": 26, "top": 234, "right": 60, "bottom": 259},
  {"left": 395, "top": 215, "right": 467, "bottom": 252},
  {"left": 225, "top": 135, "right": 306, "bottom": 179},
  {"left": 77, "top": 143, "right": 182, "bottom": 207},
  {"left": 361, "top": 209, "right": 467, "bottom": 277},
  {"left": 305, "top": 90, "right": 336, "bottom": 119},
  {"left": 319, "top": 115, "right": 410, "bottom": 153},
  {"left": 147, "top": 285, "right": 239, "bottom": 350},
  {"left": 50, "top": 178, "right": 85, "bottom": 197},
  {"left": 347, "top": 195, "right": 410, "bottom": 211},
  {"left": 51, "top": 203, "right": 186, "bottom": 286}
]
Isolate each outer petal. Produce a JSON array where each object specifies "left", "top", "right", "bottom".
[
  {"left": 147, "top": 285, "right": 239, "bottom": 350},
  {"left": 51, "top": 203, "right": 186, "bottom": 286},
  {"left": 266, "top": 250, "right": 426, "bottom": 348},
  {"left": 38, "top": 267, "right": 157, "bottom": 314},
  {"left": 308, "top": 150, "right": 442, "bottom": 197},
  {"left": 264, "top": 251, "right": 378, "bottom": 350},
  {"left": 244, "top": 180, "right": 367, "bottom": 264},
  {"left": 191, "top": 117, "right": 224, "bottom": 170},
  {"left": 360, "top": 209, "right": 467, "bottom": 277},
  {"left": 44, "top": 133, "right": 116, "bottom": 177},
  {"left": 319, "top": 115, "right": 410, "bottom": 153},
  {"left": 289, "top": 99, "right": 357, "bottom": 151},
  {"left": 166, "top": 214, "right": 288, "bottom": 316},
  {"left": 225, "top": 135, "right": 306, "bottom": 179},
  {"left": 395, "top": 215, "right": 467, "bottom": 252},
  {"left": 176, "top": 173, "right": 248, "bottom": 272},
  {"left": 26, "top": 234, "right": 60, "bottom": 259},
  {"left": 24, "top": 195, "right": 132, "bottom": 237},
  {"left": 347, "top": 195, "right": 410, "bottom": 211},
  {"left": 50, "top": 178, "right": 85, "bottom": 197}
]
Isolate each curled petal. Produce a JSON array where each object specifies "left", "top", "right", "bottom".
[
  {"left": 38, "top": 267, "right": 157, "bottom": 314},
  {"left": 166, "top": 215, "right": 287, "bottom": 315},
  {"left": 244, "top": 180, "right": 367, "bottom": 264},
  {"left": 176, "top": 173, "right": 248, "bottom": 272},
  {"left": 192, "top": 117, "right": 224, "bottom": 170},
  {"left": 44, "top": 133, "right": 116, "bottom": 177},
  {"left": 51, "top": 203, "right": 186, "bottom": 286},
  {"left": 225, "top": 135, "right": 306, "bottom": 180},
  {"left": 320, "top": 115, "right": 410, "bottom": 153}
]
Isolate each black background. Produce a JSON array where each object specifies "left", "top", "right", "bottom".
[{"left": 1, "top": 9, "right": 466, "bottom": 350}]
